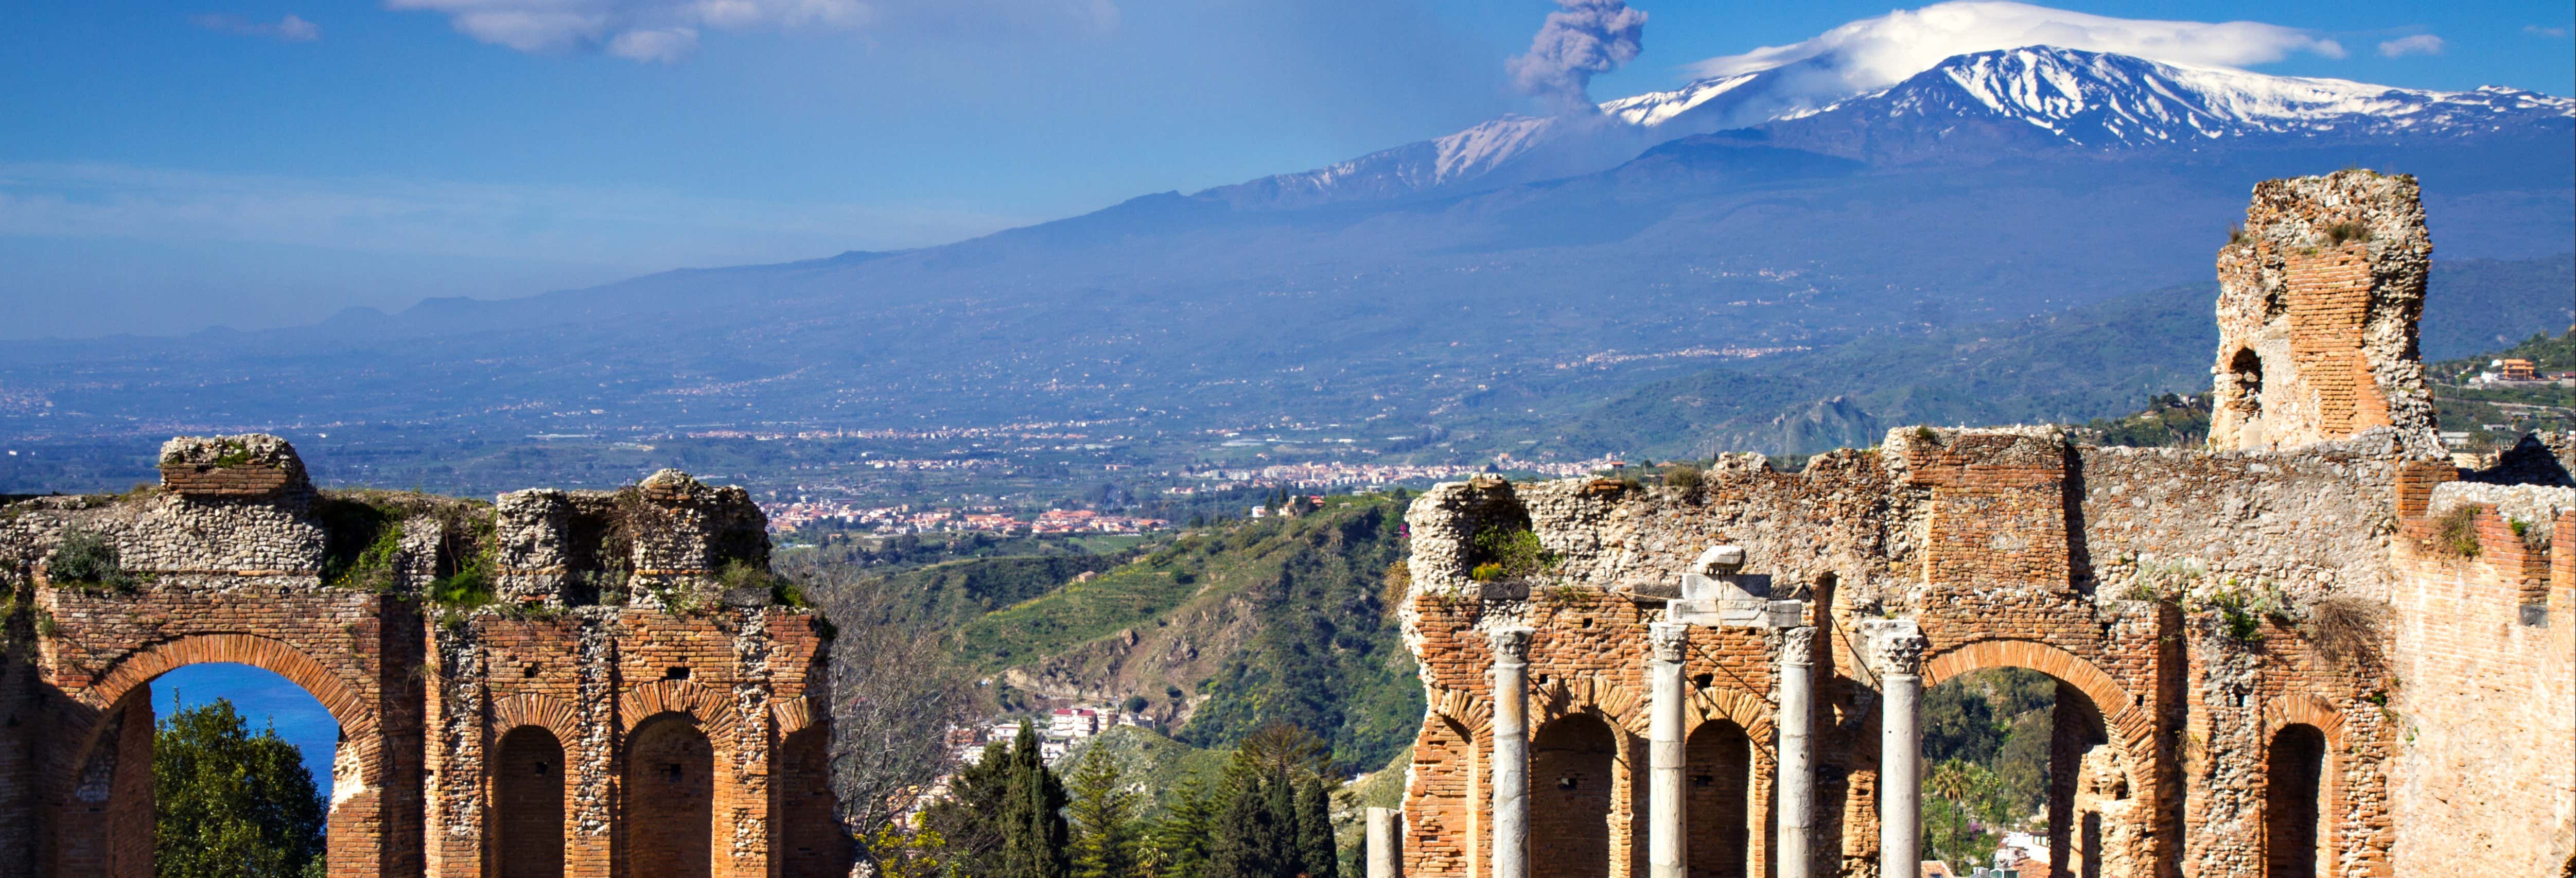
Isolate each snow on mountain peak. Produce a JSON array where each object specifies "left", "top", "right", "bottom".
[
  {"left": 1862, "top": 46, "right": 2574, "bottom": 147},
  {"left": 1207, "top": 42, "right": 2569, "bottom": 209}
]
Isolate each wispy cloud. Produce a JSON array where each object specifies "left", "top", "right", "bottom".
[
  {"left": 2524, "top": 25, "right": 2569, "bottom": 39},
  {"left": 387, "top": 0, "right": 1116, "bottom": 64},
  {"left": 0, "top": 162, "right": 1029, "bottom": 266},
  {"left": 191, "top": 12, "right": 321, "bottom": 41},
  {"left": 2376, "top": 34, "right": 2444, "bottom": 57},
  {"left": 1687, "top": 2, "right": 2346, "bottom": 92}
]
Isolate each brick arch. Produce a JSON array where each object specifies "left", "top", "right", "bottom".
[
  {"left": 619, "top": 679, "right": 741, "bottom": 735},
  {"left": 1430, "top": 687, "right": 1495, "bottom": 736},
  {"left": 1429, "top": 674, "right": 1775, "bottom": 753},
  {"left": 2259, "top": 693, "right": 2345, "bottom": 748},
  {"left": 1687, "top": 688, "right": 1775, "bottom": 746},
  {"left": 769, "top": 695, "right": 821, "bottom": 736},
  {"left": 82, "top": 632, "right": 378, "bottom": 744},
  {"left": 490, "top": 692, "right": 582, "bottom": 743},
  {"left": 1535, "top": 674, "right": 1648, "bottom": 737},
  {"left": 1922, "top": 638, "right": 2154, "bottom": 756}
]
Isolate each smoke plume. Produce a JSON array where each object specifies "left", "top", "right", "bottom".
[{"left": 1507, "top": 0, "right": 1647, "bottom": 115}]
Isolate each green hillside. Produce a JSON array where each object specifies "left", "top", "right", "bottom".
[{"left": 816, "top": 495, "right": 1424, "bottom": 774}]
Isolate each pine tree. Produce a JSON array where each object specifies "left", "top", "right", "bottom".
[
  {"left": 1067, "top": 746, "right": 1139, "bottom": 878},
  {"left": 153, "top": 697, "right": 327, "bottom": 878},
  {"left": 1294, "top": 776, "right": 1338, "bottom": 878},
  {"left": 1149, "top": 777, "right": 1217, "bottom": 878},
  {"left": 1000, "top": 721, "right": 1071, "bottom": 878},
  {"left": 1206, "top": 768, "right": 1277, "bottom": 878}
]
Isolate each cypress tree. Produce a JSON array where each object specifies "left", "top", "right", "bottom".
[
  {"left": 999, "top": 722, "right": 1071, "bottom": 878},
  {"left": 1264, "top": 767, "right": 1300, "bottom": 877},
  {"left": 1294, "top": 776, "right": 1337, "bottom": 878},
  {"left": 1207, "top": 769, "right": 1279, "bottom": 878}
]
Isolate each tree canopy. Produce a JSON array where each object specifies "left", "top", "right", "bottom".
[{"left": 153, "top": 697, "right": 329, "bottom": 878}]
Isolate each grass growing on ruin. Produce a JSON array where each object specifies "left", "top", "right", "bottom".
[
  {"left": 2304, "top": 597, "right": 2388, "bottom": 670},
  {"left": 2430, "top": 505, "right": 2482, "bottom": 558}
]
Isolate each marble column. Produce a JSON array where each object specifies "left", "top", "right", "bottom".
[
  {"left": 1491, "top": 626, "right": 1534, "bottom": 878},
  {"left": 1648, "top": 622, "right": 1690, "bottom": 878},
  {"left": 1777, "top": 626, "right": 1816, "bottom": 878},
  {"left": 1876, "top": 624, "right": 1930, "bottom": 878},
  {"left": 1367, "top": 806, "right": 1400, "bottom": 878}
]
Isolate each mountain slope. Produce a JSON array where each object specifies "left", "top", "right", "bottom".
[
  {"left": 1545, "top": 254, "right": 2575, "bottom": 458},
  {"left": 1207, "top": 46, "right": 2573, "bottom": 208}
]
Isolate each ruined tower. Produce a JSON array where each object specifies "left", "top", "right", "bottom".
[{"left": 2209, "top": 169, "right": 2438, "bottom": 452}]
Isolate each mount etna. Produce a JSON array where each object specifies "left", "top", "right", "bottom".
[{"left": 2, "top": 47, "right": 2567, "bottom": 492}]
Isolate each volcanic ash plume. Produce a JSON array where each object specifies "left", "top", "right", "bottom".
[{"left": 1507, "top": 0, "right": 1648, "bottom": 115}]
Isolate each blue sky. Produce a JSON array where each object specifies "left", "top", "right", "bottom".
[{"left": 2, "top": 1, "right": 2570, "bottom": 337}]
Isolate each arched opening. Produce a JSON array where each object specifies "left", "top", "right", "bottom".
[
  {"left": 1530, "top": 713, "right": 1616, "bottom": 878},
  {"left": 776, "top": 726, "right": 851, "bottom": 878},
  {"left": 624, "top": 713, "right": 713, "bottom": 878},
  {"left": 493, "top": 726, "right": 567, "bottom": 878},
  {"left": 1685, "top": 718, "right": 1754, "bottom": 878},
  {"left": 54, "top": 661, "right": 343, "bottom": 878},
  {"left": 2266, "top": 724, "right": 2328, "bottom": 878},
  {"left": 1919, "top": 668, "right": 2117, "bottom": 877},
  {"left": 2228, "top": 348, "right": 2265, "bottom": 422}
]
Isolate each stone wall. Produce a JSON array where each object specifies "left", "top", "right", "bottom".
[
  {"left": 1391, "top": 171, "right": 2566, "bottom": 878},
  {"left": 2209, "top": 171, "right": 2437, "bottom": 454},
  {"left": 0, "top": 435, "right": 842, "bottom": 878}
]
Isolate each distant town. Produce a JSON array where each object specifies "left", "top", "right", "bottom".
[{"left": 759, "top": 455, "right": 1623, "bottom": 533}]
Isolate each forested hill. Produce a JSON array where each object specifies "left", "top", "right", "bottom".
[{"left": 811, "top": 495, "right": 1423, "bottom": 774}]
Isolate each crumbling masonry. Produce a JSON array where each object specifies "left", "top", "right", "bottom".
[
  {"left": 0, "top": 441, "right": 849, "bottom": 878},
  {"left": 1393, "top": 170, "right": 2576, "bottom": 878}
]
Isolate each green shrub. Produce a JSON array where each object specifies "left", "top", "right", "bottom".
[
  {"left": 49, "top": 528, "right": 136, "bottom": 592},
  {"left": 2325, "top": 220, "right": 2372, "bottom": 247},
  {"left": 1468, "top": 528, "right": 1553, "bottom": 582}
]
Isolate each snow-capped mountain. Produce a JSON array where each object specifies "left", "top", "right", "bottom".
[
  {"left": 1762, "top": 46, "right": 2575, "bottom": 162},
  {"left": 1202, "top": 46, "right": 2573, "bottom": 208}
]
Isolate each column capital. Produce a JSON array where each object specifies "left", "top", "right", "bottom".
[
  {"left": 1489, "top": 626, "right": 1534, "bottom": 663},
  {"left": 1859, "top": 618, "right": 1929, "bottom": 677},
  {"left": 1778, "top": 625, "right": 1817, "bottom": 665},
  {"left": 1648, "top": 622, "right": 1689, "bottom": 664}
]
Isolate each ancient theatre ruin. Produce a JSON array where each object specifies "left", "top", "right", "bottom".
[
  {"left": 1387, "top": 171, "right": 2574, "bottom": 878},
  {"left": 0, "top": 445, "right": 847, "bottom": 878}
]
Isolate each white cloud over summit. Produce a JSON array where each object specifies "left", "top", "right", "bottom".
[
  {"left": 1687, "top": 2, "right": 2352, "bottom": 93},
  {"left": 390, "top": 0, "right": 1116, "bottom": 63}
]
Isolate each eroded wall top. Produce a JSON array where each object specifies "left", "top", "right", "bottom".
[{"left": 2211, "top": 169, "right": 2438, "bottom": 454}]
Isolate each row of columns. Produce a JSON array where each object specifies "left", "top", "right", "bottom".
[{"left": 1471, "top": 619, "right": 1927, "bottom": 878}]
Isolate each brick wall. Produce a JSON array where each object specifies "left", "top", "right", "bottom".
[
  {"left": 0, "top": 436, "right": 840, "bottom": 878},
  {"left": 2385, "top": 493, "right": 2575, "bottom": 874}
]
